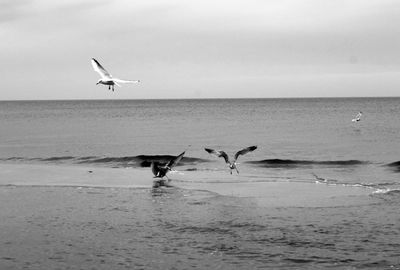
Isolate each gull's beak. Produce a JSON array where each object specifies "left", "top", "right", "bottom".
[{"left": 96, "top": 82, "right": 99, "bottom": 85}]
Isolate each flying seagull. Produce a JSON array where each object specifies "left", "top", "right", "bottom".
[
  {"left": 205, "top": 146, "right": 257, "bottom": 174},
  {"left": 352, "top": 111, "right": 362, "bottom": 122},
  {"left": 91, "top": 58, "right": 140, "bottom": 92},
  {"left": 151, "top": 151, "right": 185, "bottom": 187}
]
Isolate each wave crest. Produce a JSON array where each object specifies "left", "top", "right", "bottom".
[
  {"left": 386, "top": 161, "right": 400, "bottom": 172},
  {"left": 373, "top": 188, "right": 400, "bottom": 196},
  {"left": 78, "top": 155, "right": 208, "bottom": 167},
  {"left": 0, "top": 155, "right": 208, "bottom": 168},
  {"left": 246, "top": 159, "right": 367, "bottom": 168}
]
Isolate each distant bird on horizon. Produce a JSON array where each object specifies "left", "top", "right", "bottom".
[
  {"left": 151, "top": 151, "right": 185, "bottom": 187},
  {"left": 91, "top": 58, "right": 140, "bottom": 92},
  {"left": 352, "top": 111, "right": 362, "bottom": 122},
  {"left": 205, "top": 146, "right": 257, "bottom": 174}
]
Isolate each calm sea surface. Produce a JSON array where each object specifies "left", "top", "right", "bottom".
[{"left": 0, "top": 98, "right": 399, "bottom": 269}]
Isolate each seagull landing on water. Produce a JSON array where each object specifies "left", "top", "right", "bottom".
[
  {"left": 91, "top": 58, "right": 140, "bottom": 92},
  {"left": 205, "top": 146, "right": 257, "bottom": 174},
  {"left": 352, "top": 111, "right": 362, "bottom": 122},
  {"left": 151, "top": 151, "right": 185, "bottom": 187}
]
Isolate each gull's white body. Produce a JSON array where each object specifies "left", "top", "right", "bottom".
[
  {"left": 205, "top": 146, "right": 257, "bottom": 174},
  {"left": 91, "top": 58, "right": 139, "bottom": 91},
  {"left": 352, "top": 112, "right": 362, "bottom": 122}
]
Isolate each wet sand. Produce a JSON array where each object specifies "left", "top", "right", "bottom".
[{"left": 0, "top": 163, "right": 373, "bottom": 207}]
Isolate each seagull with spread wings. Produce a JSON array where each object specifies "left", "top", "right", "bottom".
[
  {"left": 151, "top": 151, "right": 185, "bottom": 187},
  {"left": 352, "top": 111, "right": 362, "bottom": 122},
  {"left": 205, "top": 146, "right": 257, "bottom": 174},
  {"left": 91, "top": 58, "right": 140, "bottom": 92}
]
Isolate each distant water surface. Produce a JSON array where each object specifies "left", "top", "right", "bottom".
[{"left": 1, "top": 98, "right": 399, "bottom": 186}]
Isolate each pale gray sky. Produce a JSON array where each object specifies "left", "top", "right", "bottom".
[{"left": 1, "top": 0, "right": 400, "bottom": 100}]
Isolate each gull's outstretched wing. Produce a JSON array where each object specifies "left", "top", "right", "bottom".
[
  {"left": 166, "top": 151, "right": 185, "bottom": 170},
  {"left": 91, "top": 58, "right": 112, "bottom": 79},
  {"left": 113, "top": 78, "right": 140, "bottom": 84},
  {"left": 205, "top": 148, "right": 230, "bottom": 164},
  {"left": 234, "top": 146, "right": 257, "bottom": 162}
]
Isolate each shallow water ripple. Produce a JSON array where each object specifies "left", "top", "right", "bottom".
[{"left": 1, "top": 185, "right": 399, "bottom": 269}]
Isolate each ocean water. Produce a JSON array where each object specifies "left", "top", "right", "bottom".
[
  {"left": 1, "top": 98, "right": 400, "bottom": 269},
  {"left": 1, "top": 98, "right": 399, "bottom": 186}
]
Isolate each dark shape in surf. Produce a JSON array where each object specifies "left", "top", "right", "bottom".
[
  {"left": 205, "top": 146, "right": 257, "bottom": 174},
  {"left": 151, "top": 151, "right": 185, "bottom": 187},
  {"left": 311, "top": 172, "right": 338, "bottom": 184}
]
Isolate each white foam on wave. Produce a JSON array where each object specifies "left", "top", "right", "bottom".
[{"left": 372, "top": 188, "right": 400, "bottom": 195}]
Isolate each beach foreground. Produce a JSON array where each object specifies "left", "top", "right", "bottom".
[{"left": 1, "top": 163, "right": 399, "bottom": 269}]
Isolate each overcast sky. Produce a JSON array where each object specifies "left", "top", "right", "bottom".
[{"left": 1, "top": 0, "right": 400, "bottom": 100}]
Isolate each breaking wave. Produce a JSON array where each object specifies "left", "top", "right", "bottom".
[
  {"left": 0, "top": 155, "right": 209, "bottom": 168},
  {"left": 3, "top": 156, "right": 400, "bottom": 173},
  {"left": 373, "top": 188, "right": 400, "bottom": 196},
  {"left": 246, "top": 159, "right": 368, "bottom": 168},
  {"left": 386, "top": 161, "right": 400, "bottom": 172}
]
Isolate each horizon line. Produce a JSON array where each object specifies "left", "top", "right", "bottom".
[{"left": 0, "top": 95, "right": 400, "bottom": 102}]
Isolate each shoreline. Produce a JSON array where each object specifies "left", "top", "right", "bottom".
[{"left": 0, "top": 162, "right": 374, "bottom": 208}]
